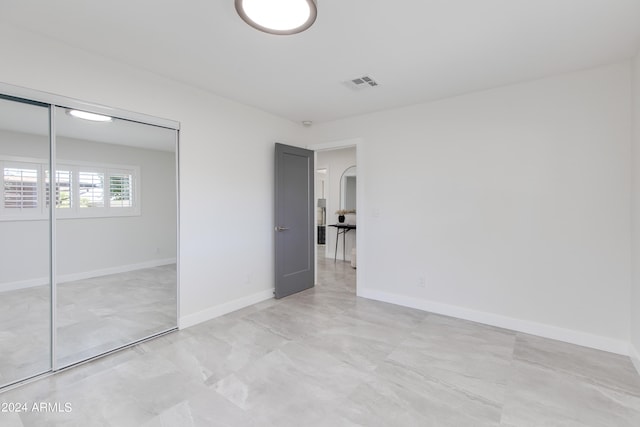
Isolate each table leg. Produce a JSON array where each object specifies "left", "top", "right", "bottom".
[
  {"left": 334, "top": 228, "right": 339, "bottom": 262},
  {"left": 343, "top": 229, "right": 347, "bottom": 262}
]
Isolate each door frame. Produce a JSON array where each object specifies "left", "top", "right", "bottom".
[
  {"left": 315, "top": 164, "right": 330, "bottom": 258},
  {"left": 307, "top": 138, "right": 364, "bottom": 296}
]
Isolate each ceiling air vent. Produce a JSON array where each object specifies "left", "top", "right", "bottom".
[{"left": 344, "top": 75, "right": 379, "bottom": 91}]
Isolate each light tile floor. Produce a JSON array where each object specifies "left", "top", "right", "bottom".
[
  {"left": 0, "top": 265, "right": 177, "bottom": 387},
  {"left": 1, "top": 258, "right": 640, "bottom": 426}
]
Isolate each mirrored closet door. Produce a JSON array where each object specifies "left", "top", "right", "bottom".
[
  {"left": 0, "top": 85, "right": 179, "bottom": 389},
  {"left": 54, "top": 106, "right": 178, "bottom": 367},
  {"left": 0, "top": 96, "right": 51, "bottom": 387}
]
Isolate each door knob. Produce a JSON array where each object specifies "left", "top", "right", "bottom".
[{"left": 275, "top": 226, "right": 290, "bottom": 231}]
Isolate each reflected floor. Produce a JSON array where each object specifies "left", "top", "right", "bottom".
[
  {"left": 2, "top": 258, "right": 640, "bottom": 426},
  {"left": 0, "top": 264, "right": 176, "bottom": 387}
]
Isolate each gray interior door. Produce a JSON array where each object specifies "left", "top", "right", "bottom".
[{"left": 274, "top": 143, "right": 314, "bottom": 299}]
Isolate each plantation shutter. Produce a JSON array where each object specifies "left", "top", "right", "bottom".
[{"left": 3, "top": 164, "right": 39, "bottom": 211}]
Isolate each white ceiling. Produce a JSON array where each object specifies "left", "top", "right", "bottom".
[{"left": 2, "top": 0, "right": 640, "bottom": 123}]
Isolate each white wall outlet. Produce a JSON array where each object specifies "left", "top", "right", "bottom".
[{"left": 417, "top": 275, "right": 427, "bottom": 288}]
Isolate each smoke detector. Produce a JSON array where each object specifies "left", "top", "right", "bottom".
[{"left": 344, "top": 75, "right": 380, "bottom": 91}]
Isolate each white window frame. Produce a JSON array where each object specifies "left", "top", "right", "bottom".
[{"left": 0, "top": 155, "right": 140, "bottom": 221}]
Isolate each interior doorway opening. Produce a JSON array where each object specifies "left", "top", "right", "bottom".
[{"left": 309, "top": 138, "right": 362, "bottom": 295}]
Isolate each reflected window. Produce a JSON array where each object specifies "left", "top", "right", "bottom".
[
  {"left": 0, "top": 156, "right": 139, "bottom": 219},
  {"left": 46, "top": 169, "right": 72, "bottom": 209},
  {"left": 109, "top": 172, "right": 133, "bottom": 208},
  {"left": 3, "top": 164, "right": 39, "bottom": 210},
  {"left": 79, "top": 170, "right": 105, "bottom": 208}
]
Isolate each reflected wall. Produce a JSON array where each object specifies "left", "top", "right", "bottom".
[{"left": 0, "top": 96, "right": 51, "bottom": 387}]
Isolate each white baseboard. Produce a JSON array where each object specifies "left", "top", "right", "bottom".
[
  {"left": 58, "top": 258, "right": 176, "bottom": 284},
  {"left": 179, "top": 288, "right": 274, "bottom": 329},
  {"left": 0, "top": 258, "right": 176, "bottom": 292},
  {"left": 0, "top": 277, "right": 48, "bottom": 293},
  {"left": 357, "top": 288, "right": 630, "bottom": 356},
  {"left": 630, "top": 343, "right": 640, "bottom": 376}
]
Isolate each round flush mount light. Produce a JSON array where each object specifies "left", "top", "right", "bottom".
[
  {"left": 235, "top": 0, "right": 317, "bottom": 35},
  {"left": 68, "top": 109, "right": 113, "bottom": 122}
]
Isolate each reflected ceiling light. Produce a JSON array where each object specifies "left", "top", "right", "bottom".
[
  {"left": 235, "top": 0, "right": 317, "bottom": 35},
  {"left": 68, "top": 109, "right": 113, "bottom": 122}
]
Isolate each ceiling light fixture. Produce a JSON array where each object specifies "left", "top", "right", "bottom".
[
  {"left": 235, "top": 0, "right": 317, "bottom": 35},
  {"left": 68, "top": 109, "right": 113, "bottom": 122}
]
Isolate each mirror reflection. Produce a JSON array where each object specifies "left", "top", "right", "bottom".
[
  {"left": 54, "top": 107, "right": 177, "bottom": 367},
  {"left": 340, "top": 165, "right": 356, "bottom": 211},
  {"left": 0, "top": 96, "right": 51, "bottom": 387},
  {"left": 0, "top": 91, "right": 179, "bottom": 389}
]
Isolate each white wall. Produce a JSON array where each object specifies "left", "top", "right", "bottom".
[
  {"left": 308, "top": 63, "right": 633, "bottom": 353},
  {"left": 55, "top": 137, "right": 177, "bottom": 277},
  {"left": 631, "top": 52, "right": 640, "bottom": 365},
  {"left": 0, "top": 130, "right": 49, "bottom": 288},
  {"left": 0, "top": 25, "right": 304, "bottom": 326},
  {"left": 2, "top": 25, "right": 636, "bottom": 356},
  {"left": 0, "top": 130, "right": 176, "bottom": 288},
  {"left": 316, "top": 148, "right": 356, "bottom": 260}
]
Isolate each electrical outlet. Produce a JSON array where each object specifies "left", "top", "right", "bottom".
[{"left": 417, "top": 276, "right": 427, "bottom": 288}]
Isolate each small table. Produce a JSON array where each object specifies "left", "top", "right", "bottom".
[{"left": 328, "top": 224, "right": 356, "bottom": 262}]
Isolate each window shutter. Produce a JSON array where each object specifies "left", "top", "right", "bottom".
[
  {"left": 46, "top": 169, "right": 72, "bottom": 209},
  {"left": 1, "top": 158, "right": 139, "bottom": 220},
  {"left": 78, "top": 171, "right": 105, "bottom": 208},
  {"left": 3, "top": 165, "right": 39, "bottom": 211},
  {"left": 109, "top": 173, "right": 133, "bottom": 208}
]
